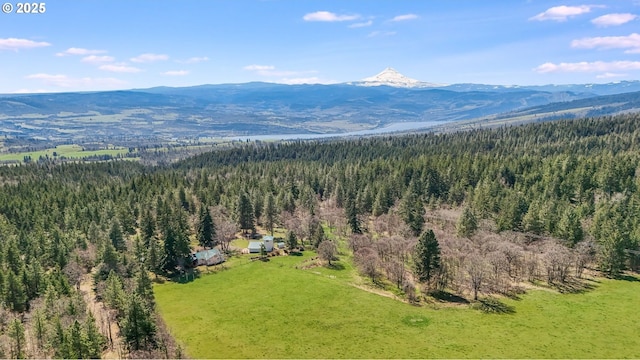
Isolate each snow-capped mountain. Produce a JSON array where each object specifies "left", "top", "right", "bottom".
[{"left": 350, "top": 67, "right": 445, "bottom": 88}]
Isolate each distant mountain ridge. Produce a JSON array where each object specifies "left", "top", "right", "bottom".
[
  {"left": 349, "top": 68, "right": 640, "bottom": 95},
  {"left": 0, "top": 68, "right": 639, "bottom": 141}
]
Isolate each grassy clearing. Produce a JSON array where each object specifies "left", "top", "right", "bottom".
[
  {"left": 154, "top": 253, "right": 640, "bottom": 359},
  {"left": 0, "top": 144, "right": 130, "bottom": 162}
]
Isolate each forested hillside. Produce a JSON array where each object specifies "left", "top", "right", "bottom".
[{"left": 0, "top": 113, "right": 639, "bottom": 357}]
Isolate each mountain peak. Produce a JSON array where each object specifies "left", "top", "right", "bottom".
[{"left": 356, "top": 68, "right": 444, "bottom": 88}]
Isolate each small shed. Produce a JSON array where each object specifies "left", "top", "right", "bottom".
[
  {"left": 263, "top": 236, "right": 274, "bottom": 251},
  {"left": 194, "top": 248, "right": 225, "bottom": 266},
  {"left": 277, "top": 242, "right": 286, "bottom": 249},
  {"left": 248, "top": 241, "right": 263, "bottom": 253}
]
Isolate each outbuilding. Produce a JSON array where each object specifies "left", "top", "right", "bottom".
[
  {"left": 193, "top": 248, "right": 225, "bottom": 266},
  {"left": 263, "top": 236, "right": 274, "bottom": 251},
  {"left": 248, "top": 241, "right": 263, "bottom": 253}
]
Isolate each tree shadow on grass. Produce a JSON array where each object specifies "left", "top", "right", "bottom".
[
  {"left": 617, "top": 274, "right": 640, "bottom": 282},
  {"left": 173, "top": 269, "right": 200, "bottom": 284},
  {"left": 474, "top": 298, "right": 516, "bottom": 314},
  {"left": 554, "top": 279, "right": 597, "bottom": 294},
  {"left": 327, "top": 262, "right": 346, "bottom": 271},
  {"left": 430, "top": 290, "right": 470, "bottom": 304}
]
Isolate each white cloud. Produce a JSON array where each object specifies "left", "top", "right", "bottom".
[
  {"left": 390, "top": 14, "right": 418, "bottom": 22},
  {"left": 596, "top": 72, "right": 627, "bottom": 78},
  {"left": 303, "top": 11, "right": 360, "bottom": 22},
  {"left": 534, "top": 60, "right": 640, "bottom": 73},
  {"left": 279, "top": 77, "right": 336, "bottom": 85},
  {"left": 130, "top": 53, "right": 168, "bottom": 63},
  {"left": 530, "top": 5, "right": 602, "bottom": 22},
  {"left": 56, "top": 47, "right": 106, "bottom": 56},
  {"left": 591, "top": 13, "right": 637, "bottom": 27},
  {"left": 243, "top": 64, "right": 275, "bottom": 71},
  {"left": 244, "top": 65, "right": 318, "bottom": 78},
  {"left": 179, "top": 56, "right": 209, "bottom": 64},
  {"left": 99, "top": 63, "right": 142, "bottom": 73},
  {"left": 571, "top": 33, "right": 640, "bottom": 53},
  {"left": 163, "top": 70, "right": 189, "bottom": 76},
  {"left": 81, "top": 55, "right": 115, "bottom": 64},
  {"left": 368, "top": 31, "right": 397, "bottom": 38},
  {"left": 0, "top": 38, "right": 51, "bottom": 51},
  {"left": 25, "top": 73, "right": 126, "bottom": 88},
  {"left": 12, "top": 88, "right": 50, "bottom": 94},
  {"left": 349, "top": 20, "right": 373, "bottom": 28}
]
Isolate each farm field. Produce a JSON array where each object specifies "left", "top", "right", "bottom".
[
  {"left": 154, "top": 252, "right": 640, "bottom": 359},
  {"left": 0, "top": 144, "right": 131, "bottom": 163}
]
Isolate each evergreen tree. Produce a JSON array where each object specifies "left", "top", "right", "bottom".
[
  {"left": 197, "top": 205, "right": 216, "bottom": 248},
  {"left": 84, "top": 313, "right": 106, "bottom": 359},
  {"left": 52, "top": 316, "right": 68, "bottom": 359},
  {"left": 522, "top": 200, "right": 544, "bottom": 234},
  {"left": 286, "top": 231, "right": 298, "bottom": 250},
  {"left": 146, "top": 235, "right": 164, "bottom": 279},
  {"left": 135, "top": 264, "right": 155, "bottom": 309},
  {"left": 413, "top": 229, "right": 441, "bottom": 285},
  {"left": 400, "top": 181, "right": 425, "bottom": 236},
  {"left": 592, "top": 202, "right": 630, "bottom": 277},
  {"left": 32, "top": 309, "right": 47, "bottom": 350},
  {"left": 67, "top": 320, "right": 85, "bottom": 359},
  {"left": 5, "top": 270, "right": 27, "bottom": 312},
  {"left": 100, "top": 242, "right": 119, "bottom": 274},
  {"left": 557, "top": 207, "right": 584, "bottom": 245},
  {"left": 236, "top": 192, "right": 255, "bottom": 235},
  {"left": 8, "top": 318, "right": 25, "bottom": 359},
  {"left": 108, "top": 219, "right": 126, "bottom": 252},
  {"left": 162, "top": 208, "right": 191, "bottom": 272},
  {"left": 345, "top": 189, "right": 361, "bottom": 234},
  {"left": 253, "top": 191, "right": 264, "bottom": 223},
  {"left": 312, "top": 224, "right": 326, "bottom": 248},
  {"left": 263, "top": 193, "right": 277, "bottom": 236},
  {"left": 372, "top": 185, "right": 392, "bottom": 216},
  {"left": 121, "top": 293, "right": 157, "bottom": 351},
  {"left": 140, "top": 209, "right": 156, "bottom": 247},
  {"left": 456, "top": 206, "right": 478, "bottom": 237},
  {"left": 104, "top": 270, "right": 126, "bottom": 315},
  {"left": 496, "top": 192, "right": 527, "bottom": 231},
  {"left": 178, "top": 187, "right": 190, "bottom": 212}
]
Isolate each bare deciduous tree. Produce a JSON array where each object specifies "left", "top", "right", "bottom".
[
  {"left": 384, "top": 259, "right": 406, "bottom": 289},
  {"left": 467, "top": 254, "right": 486, "bottom": 301},
  {"left": 216, "top": 218, "right": 238, "bottom": 253},
  {"left": 403, "top": 280, "right": 418, "bottom": 303},
  {"left": 524, "top": 253, "right": 539, "bottom": 282},
  {"left": 500, "top": 242, "right": 523, "bottom": 280},
  {"left": 543, "top": 241, "right": 573, "bottom": 284},
  {"left": 354, "top": 248, "right": 379, "bottom": 282},
  {"left": 574, "top": 240, "right": 596, "bottom": 278},
  {"left": 318, "top": 241, "right": 338, "bottom": 266},
  {"left": 348, "top": 234, "right": 373, "bottom": 254}
]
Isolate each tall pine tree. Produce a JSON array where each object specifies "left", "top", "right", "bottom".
[
  {"left": 237, "top": 192, "right": 255, "bottom": 235},
  {"left": 197, "top": 205, "right": 216, "bottom": 248},
  {"left": 413, "top": 229, "right": 441, "bottom": 286}
]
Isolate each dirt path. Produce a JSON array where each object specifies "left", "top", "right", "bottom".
[
  {"left": 79, "top": 268, "right": 126, "bottom": 359},
  {"left": 350, "top": 283, "right": 403, "bottom": 301}
]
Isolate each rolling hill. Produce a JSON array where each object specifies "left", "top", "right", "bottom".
[{"left": 0, "top": 69, "right": 638, "bottom": 141}]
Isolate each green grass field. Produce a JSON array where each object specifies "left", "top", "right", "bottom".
[
  {"left": 154, "top": 252, "right": 640, "bottom": 359},
  {"left": 0, "top": 144, "right": 131, "bottom": 163}
]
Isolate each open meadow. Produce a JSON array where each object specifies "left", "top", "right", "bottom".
[
  {"left": 0, "top": 144, "right": 131, "bottom": 163},
  {"left": 154, "top": 252, "right": 640, "bottom": 359}
]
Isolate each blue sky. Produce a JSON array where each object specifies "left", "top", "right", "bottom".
[{"left": 1, "top": 0, "right": 639, "bottom": 93}]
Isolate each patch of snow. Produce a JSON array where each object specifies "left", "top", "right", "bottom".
[{"left": 352, "top": 67, "right": 446, "bottom": 88}]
